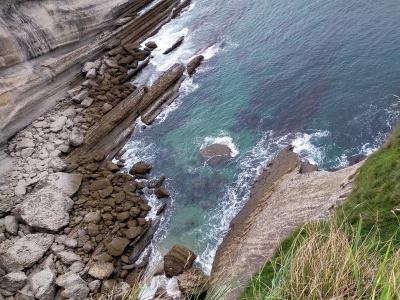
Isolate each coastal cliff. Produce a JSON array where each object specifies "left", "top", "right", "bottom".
[
  {"left": 211, "top": 146, "right": 363, "bottom": 298},
  {"left": 0, "top": 0, "right": 188, "bottom": 145},
  {"left": 0, "top": 0, "right": 201, "bottom": 298}
]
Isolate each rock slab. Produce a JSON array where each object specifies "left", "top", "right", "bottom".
[
  {"left": 164, "top": 245, "right": 196, "bottom": 277},
  {"left": 14, "top": 187, "right": 73, "bottom": 231},
  {"left": 0, "top": 234, "right": 54, "bottom": 272}
]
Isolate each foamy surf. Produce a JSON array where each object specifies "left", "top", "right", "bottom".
[
  {"left": 291, "top": 130, "right": 330, "bottom": 166},
  {"left": 196, "top": 131, "right": 290, "bottom": 272}
]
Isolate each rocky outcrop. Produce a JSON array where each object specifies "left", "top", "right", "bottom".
[
  {"left": 163, "top": 36, "right": 185, "bottom": 55},
  {"left": 211, "top": 146, "right": 364, "bottom": 298},
  {"left": 200, "top": 143, "right": 233, "bottom": 165},
  {"left": 0, "top": 0, "right": 208, "bottom": 297},
  {"left": 0, "top": 0, "right": 184, "bottom": 146},
  {"left": 187, "top": 55, "right": 204, "bottom": 76}
]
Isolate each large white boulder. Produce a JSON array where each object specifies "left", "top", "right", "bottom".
[
  {"left": 14, "top": 187, "right": 73, "bottom": 232},
  {"left": 0, "top": 234, "right": 54, "bottom": 272}
]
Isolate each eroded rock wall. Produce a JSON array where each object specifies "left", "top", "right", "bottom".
[{"left": 0, "top": 0, "right": 130, "bottom": 69}]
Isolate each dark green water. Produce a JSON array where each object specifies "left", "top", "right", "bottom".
[{"left": 125, "top": 0, "right": 400, "bottom": 271}]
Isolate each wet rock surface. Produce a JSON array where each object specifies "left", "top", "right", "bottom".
[{"left": 200, "top": 143, "right": 233, "bottom": 165}]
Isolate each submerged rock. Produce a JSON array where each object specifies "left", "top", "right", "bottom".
[
  {"left": 164, "top": 245, "right": 196, "bottom": 277},
  {"left": 200, "top": 143, "right": 232, "bottom": 165}
]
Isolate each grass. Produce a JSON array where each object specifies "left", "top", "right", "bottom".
[{"left": 241, "top": 125, "right": 400, "bottom": 299}]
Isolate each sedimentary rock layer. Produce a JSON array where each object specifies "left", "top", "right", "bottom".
[{"left": 0, "top": 0, "right": 182, "bottom": 145}]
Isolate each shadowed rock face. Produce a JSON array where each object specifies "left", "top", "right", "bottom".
[
  {"left": 0, "top": 0, "right": 130, "bottom": 69},
  {"left": 0, "top": 0, "right": 182, "bottom": 145}
]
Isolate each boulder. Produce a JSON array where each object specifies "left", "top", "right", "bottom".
[
  {"left": 86, "top": 69, "right": 96, "bottom": 79},
  {"left": 88, "top": 280, "right": 101, "bottom": 292},
  {"left": 14, "top": 286, "right": 35, "bottom": 300},
  {"left": 83, "top": 211, "right": 101, "bottom": 224},
  {"left": 56, "top": 272, "right": 89, "bottom": 300},
  {"left": 72, "top": 90, "right": 88, "bottom": 103},
  {"left": 50, "top": 116, "right": 67, "bottom": 132},
  {"left": 145, "top": 41, "right": 158, "bottom": 49},
  {"left": 124, "top": 226, "right": 142, "bottom": 240},
  {"left": 0, "top": 234, "right": 54, "bottom": 272},
  {"left": 105, "top": 161, "right": 119, "bottom": 172},
  {"left": 0, "top": 271, "right": 27, "bottom": 293},
  {"left": 177, "top": 268, "right": 209, "bottom": 297},
  {"left": 102, "top": 103, "right": 113, "bottom": 113},
  {"left": 154, "top": 186, "right": 170, "bottom": 198},
  {"left": 14, "top": 187, "right": 73, "bottom": 232},
  {"left": 48, "top": 157, "right": 67, "bottom": 172},
  {"left": 88, "top": 262, "right": 114, "bottom": 279},
  {"left": 80, "top": 97, "right": 94, "bottom": 108},
  {"left": 105, "top": 237, "right": 130, "bottom": 257},
  {"left": 68, "top": 131, "right": 84, "bottom": 147},
  {"left": 187, "top": 55, "right": 204, "bottom": 76},
  {"left": 129, "top": 161, "right": 152, "bottom": 175},
  {"left": 164, "top": 245, "right": 197, "bottom": 277},
  {"left": 29, "top": 268, "right": 56, "bottom": 300},
  {"left": 56, "top": 251, "right": 81, "bottom": 265},
  {"left": 36, "top": 172, "right": 82, "bottom": 197},
  {"left": 163, "top": 36, "right": 185, "bottom": 55},
  {"left": 4, "top": 215, "right": 18, "bottom": 235},
  {"left": 200, "top": 143, "right": 232, "bottom": 165},
  {"left": 90, "top": 178, "right": 112, "bottom": 191},
  {"left": 15, "top": 138, "right": 34, "bottom": 151}
]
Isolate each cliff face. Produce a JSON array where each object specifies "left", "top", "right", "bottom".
[
  {"left": 0, "top": 0, "right": 130, "bottom": 69},
  {"left": 0, "top": 0, "right": 176, "bottom": 145}
]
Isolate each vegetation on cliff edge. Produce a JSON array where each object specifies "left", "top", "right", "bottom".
[{"left": 241, "top": 125, "right": 400, "bottom": 299}]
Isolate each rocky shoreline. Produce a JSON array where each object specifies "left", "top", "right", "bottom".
[
  {"left": 211, "top": 146, "right": 364, "bottom": 298},
  {"left": 0, "top": 0, "right": 207, "bottom": 299}
]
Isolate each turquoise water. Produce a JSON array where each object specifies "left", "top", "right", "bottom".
[{"left": 124, "top": 0, "right": 400, "bottom": 270}]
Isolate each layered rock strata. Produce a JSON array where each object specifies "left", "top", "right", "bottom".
[
  {"left": 0, "top": 0, "right": 207, "bottom": 298},
  {"left": 0, "top": 0, "right": 190, "bottom": 145},
  {"left": 211, "top": 146, "right": 364, "bottom": 299}
]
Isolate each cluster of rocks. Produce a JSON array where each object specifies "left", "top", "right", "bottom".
[
  {"left": 0, "top": 3, "right": 207, "bottom": 297},
  {"left": 0, "top": 36, "right": 171, "bottom": 298},
  {"left": 151, "top": 245, "right": 209, "bottom": 300}
]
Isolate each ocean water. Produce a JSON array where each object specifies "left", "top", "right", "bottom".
[{"left": 123, "top": 0, "right": 400, "bottom": 272}]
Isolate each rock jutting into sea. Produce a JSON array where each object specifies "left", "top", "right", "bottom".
[{"left": 211, "top": 146, "right": 364, "bottom": 298}]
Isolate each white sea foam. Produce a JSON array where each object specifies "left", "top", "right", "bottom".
[
  {"left": 291, "top": 130, "right": 330, "bottom": 166},
  {"left": 200, "top": 135, "right": 239, "bottom": 157},
  {"left": 201, "top": 44, "right": 221, "bottom": 60},
  {"left": 196, "top": 132, "right": 290, "bottom": 272}
]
